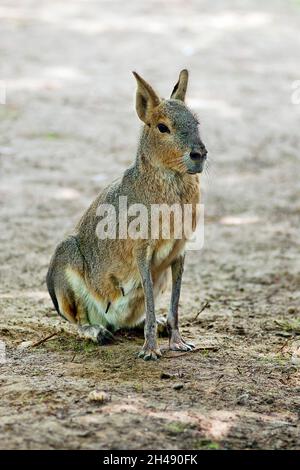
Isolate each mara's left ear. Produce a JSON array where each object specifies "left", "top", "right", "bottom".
[
  {"left": 132, "top": 71, "right": 161, "bottom": 124},
  {"left": 170, "top": 69, "right": 189, "bottom": 102}
]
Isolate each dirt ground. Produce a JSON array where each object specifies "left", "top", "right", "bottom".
[{"left": 1, "top": 0, "right": 300, "bottom": 450}]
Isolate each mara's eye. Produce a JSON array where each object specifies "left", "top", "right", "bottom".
[{"left": 157, "top": 123, "right": 170, "bottom": 134}]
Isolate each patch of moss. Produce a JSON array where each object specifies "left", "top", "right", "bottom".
[
  {"left": 275, "top": 318, "right": 300, "bottom": 335},
  {"left": 44, "top": 132, "right": 63, "bottom": 140},
  {"left": 133, "top": 383, "right": 144, "bottom": 393},
  {"left": 165, "top": 421, "right": 187, "bottom": 434},
  {"left": 42, "top": 335, "right": 98, "bottom": 354},
  {"left": 23, "top": 131, "right": 65, "bottom": 140},
  {"left": 193, "top": 439, "right": 220, "bottom": 450},
  {"left": 257, "top": 353, "right": 287, "bottom": 366}
]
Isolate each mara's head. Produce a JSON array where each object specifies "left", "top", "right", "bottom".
[{"left": 133, "top": 70, "right": 207, "bottom": 175}]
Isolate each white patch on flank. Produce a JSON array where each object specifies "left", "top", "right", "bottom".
[
  {"left": 65, "top": 268, "right": 108, "bottom": 327},
  {"left": 65, "top": 269, "right": 143, "bottom": 329},
  {"left": 64, "top": 267, "right": 172, "bottom": 330}
]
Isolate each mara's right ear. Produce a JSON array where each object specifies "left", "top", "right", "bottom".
[
  {"left": 132, "top": 72, "right": 160, "bottom": 124},
  {"left": 170, "top": 69, "right": 189, "bottom": 102}
]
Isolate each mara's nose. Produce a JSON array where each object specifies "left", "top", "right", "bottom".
[{"left": 190, "top": 148, "right": 207, "bottom": 161}]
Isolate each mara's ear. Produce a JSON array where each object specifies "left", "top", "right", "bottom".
[
  {"left": 170, "top": 69, "right": 189, "bottom": 102},
  {"left": 132, "top": 71, "right": 160, "bottom": 124}
]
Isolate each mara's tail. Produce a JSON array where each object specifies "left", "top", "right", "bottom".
[{"left": 46, "top": 266, "right": 63, "bottom": 319}]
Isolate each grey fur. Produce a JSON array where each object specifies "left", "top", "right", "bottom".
[{"left": 46, "top": 70, "right": 206, "bottom": 360}]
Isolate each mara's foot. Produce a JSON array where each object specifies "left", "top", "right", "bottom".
[
  {"left": 169, "top": 330, "right": 195, "bottom": 352},
  {"left": 138, "top": 341, "right": 162, "bottom": 361},
  {"left": 78, "top": 325, "right": 114, "bottom": 345}
]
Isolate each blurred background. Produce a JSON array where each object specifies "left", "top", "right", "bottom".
[{"left": 0, "top": 0, "right": 300, "bottom": 450}]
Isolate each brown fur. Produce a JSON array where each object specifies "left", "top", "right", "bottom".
[{"left": 46, "top": 70, "right": 207, "bottom": 358}]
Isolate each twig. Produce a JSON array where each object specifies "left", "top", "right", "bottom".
[
  {"left": 216, "top": 374, "right": 224, "bottom": 385},
  {"left": 276, "top": 337, "right": 292, "bottom": 353},
  {"left": 163, "top": 346, "right": 219, "bottom": 359},
  {"left": 192, "top": 301, "right": 210, "bottom": 322},
  {"left": 270, "top": 421, "right": 297, "bottom": 428},
  {"left": 31, "top": 332, "right": 57, "bottom": 348}
]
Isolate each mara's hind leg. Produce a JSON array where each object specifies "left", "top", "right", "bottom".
[
  {"left": 54, "top": 284, "right": 114, "bottom": 345},
  {"left": 46, "top": 236, "right": 114, "bottom": 345},
  {"left": 62, "top": 295, "right": 114, "bottom": 345}
]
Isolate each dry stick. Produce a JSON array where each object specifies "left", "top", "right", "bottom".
[
  {"left": 192, "top": 301, "right": 210, "bottom": 322},
  {"left": 163, "top": 346, "right": 219, "bottom": 359},
  {"left": 31, "top": 332, "right": 57, "bottom": 348},
  {"left": 276, "top": 337, "right": 293, "bottom": 353},
  {"left": 216, "top": 374, "right": 224, "bottom": 385}
]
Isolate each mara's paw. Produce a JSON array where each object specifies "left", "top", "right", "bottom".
[
  {"left": 96, "top": 327, "right": 114, "bottom": 345},
  {"left": 138, "top": 345, "right": 162, "bottom": 361},
  {"left": 169, "top": 331, "right": 195, "bottom": 352},
  {"left": 78, "top": 325, "right": 114, "bottom": 345}
]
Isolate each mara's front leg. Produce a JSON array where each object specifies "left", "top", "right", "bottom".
[
  {"left": 136, "top": 246, "right": 162, "bottom": 361},
  {"left": 167, "top": 255, "right": 195, "bottom": 352}
]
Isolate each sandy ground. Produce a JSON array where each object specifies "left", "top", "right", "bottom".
[{"left": 1, "top": 0, "right": 300, "bottom": 450}]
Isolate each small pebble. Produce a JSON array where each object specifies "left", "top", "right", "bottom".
[
  {"left": 87, "top": 390, "right": 110, "bottom": 403},
  {"left": 235, "top": 326, "right": 246, "bottom": 336},
  {"left": 288, "top": 306, "right": 296, "bottom": 314},
  {"left": 266, "top": 397, "right": 274, "bottom": 404},
  {"left": 160, "top": 372, "right": 172, "bottom": 380},
  {"left": 17, "top": 341, "right": 33, "bottom": 350},
  {"left": 291, "top": 355, "right": 300, "bottom": 366},
  {"left": 236, "top": 393, "right": 249, "bottom": 405},
  {"left": 173, "top": 383, "right": 184, "bottom": 390}
]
